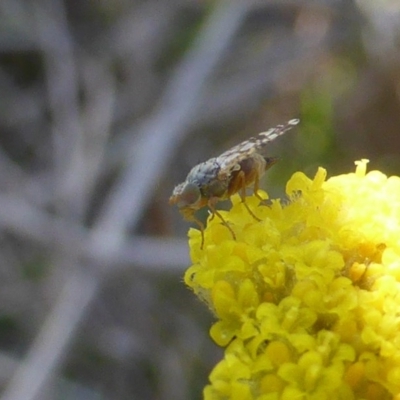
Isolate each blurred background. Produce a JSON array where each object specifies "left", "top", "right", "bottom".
[{"left": 0, "top": 0, "right": 399, "bottom": 399}]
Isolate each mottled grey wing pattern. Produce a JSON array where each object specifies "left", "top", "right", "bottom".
[{"left": 216, "top": 119, "right": 299, "bottom": 177}]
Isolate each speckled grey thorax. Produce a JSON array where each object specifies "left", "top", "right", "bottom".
[
  {"left": 185, "top": 158, "right": 231, "bottom": 199},
  {"left": 186, "top": 158, "right": 221, "bottom": 186}
]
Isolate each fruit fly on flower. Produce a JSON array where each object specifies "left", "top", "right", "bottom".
[{"left": 169, "top": 119, "right": 300, "bottom": 248}]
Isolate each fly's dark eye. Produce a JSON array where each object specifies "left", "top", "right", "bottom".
[{"left": 178, "top": 183, "right": 201, "bottom": 207}]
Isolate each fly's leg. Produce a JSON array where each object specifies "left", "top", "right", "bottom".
[
  {"left": 237, "top": 171, "right": 261, "bottom": 221},
  {"left": 253, "top": 172, "right": 264, "bottom": 202},
  {"left": 192, "top": 215, "right": 205, "bottom": 249},
  {"left": 182, "top": 210, "right": 205, "bottom": 249},
  {"left": 208, "top": 199, "right": 236, "bottom": 240}
]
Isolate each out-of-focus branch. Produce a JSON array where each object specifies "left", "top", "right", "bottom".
[
  {"left": 0, "top": 2, "right": 253, "bottom": 400},
  {"left": 194, "top": 39, "right": 317, "bottom": 126},
  {"left": 1, "top": 268, "right": 98, "bottom": 400},
  {"left": 79, "top": 56, "right": 115, "bottom": 216},
  {"left": 35, "top": 0, "right": 86, "bottom": 218},
  {"left": 0, "top": 193, "right": 189, "bottom": 271},
  {"left": 90, "top": 1, "right": 257, "bottom": 255}
]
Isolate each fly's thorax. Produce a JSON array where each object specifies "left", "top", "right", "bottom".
[
  {"left": 186, "top": 158, "right": 220, "bottom": 186},
  {"left": 185, "top": 158, "right": 229, "bottom": 199},
  {"left": 201, "top": 178, "right": 229, "bottom": 199}
]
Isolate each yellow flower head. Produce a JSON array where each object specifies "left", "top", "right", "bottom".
[{"left": 184, "top": 160, "right": 400, "bottom": 400}]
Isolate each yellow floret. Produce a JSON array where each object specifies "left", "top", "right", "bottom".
[{"left": 185, "top": 160, "right": 400, "bottom": 399}]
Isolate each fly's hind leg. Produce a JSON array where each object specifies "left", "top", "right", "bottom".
[
  {"left": 253, "top": 172, "right": 264, "bottom": 202},
  {"left": 237, "top": 171, "right": 261, "bottom": 221},
  {"left": 208, "top": 199, "right": 236, "bottom": 240}
]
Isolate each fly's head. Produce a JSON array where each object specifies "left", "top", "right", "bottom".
[{"left": 169, "top": 181, "right": 203, "bottom": 217}]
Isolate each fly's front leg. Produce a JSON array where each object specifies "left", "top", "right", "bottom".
[
  {"left": 208, "top": 198, "right": 236, "bottom": 240},
  {"left": 182, "top": 209, "right": 205, "bottom": 249},
  {"left": 193, "top": 216, "right": 205, "bottom": 249}
]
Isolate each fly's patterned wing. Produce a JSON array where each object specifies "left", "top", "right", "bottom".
[{"left": 216, "top": 118, "right": 299, "bottom": 179}]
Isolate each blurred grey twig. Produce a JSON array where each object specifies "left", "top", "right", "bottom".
[
  {"left": 0, "top": 1, "right": 255, "bottom": 400},
  {"left": 91, "top": 0, "right": 258, "bottom": 253},
  {"left": 0, "top": 192, "right": 189, "bottom": 271}
]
